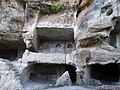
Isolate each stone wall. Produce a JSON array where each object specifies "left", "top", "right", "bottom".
[{"left": 0, "top": 0, "right": 120, "bottom": 90}]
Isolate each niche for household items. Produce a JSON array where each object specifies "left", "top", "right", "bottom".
[
  {"left": 0, "top": 41, "right": 26, "bottom": 61},
  {"left": 38, "top": 41, "right": 75, "bottom": 53},
  {"left": 107, "top": 30, "right": 120, "bottom": 49},
  {"left": 29, "top": 64, "right": 66, "bottom": 82},
  {"left": 36, "top": 27, "right": 75, "bottom": 53},
  {"left": 66, "top": 42, "right": 75, "bottom": 53},
  {"left": 90, "top": 64, "right": 120, "bottom": 83},
  {"left": 22, "top": 63, "right": 77, "bottom": 84},
  {"left": 108, "top": 30, "right": 117, "bottom": 48},
  {"left": 107, "top": 17, "right": 120, "bottom": 49},
  {"left": 0, "top": 49, "right": 18, "bottom": 60},
  {"left": 0, "top": 48, "right": 25, "bottom": 61},
  {"left": 66, "top": 65, "right": 77, "bottom": 84},
  {"left": 101, "top": 4, "right": 113, "bottom": 16}
]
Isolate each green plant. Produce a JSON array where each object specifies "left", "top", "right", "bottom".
[{"left": 52, "top": 2, "right": 62, "bottom": 11}]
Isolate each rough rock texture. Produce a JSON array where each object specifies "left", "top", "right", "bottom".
[
  {"left": 56, "top": 71, "right": 72, "bottom": 86},
  {"left": 0, "top": 0, "right": 25, "bottom": 46},
  {"left": 0, "top": 0, "right": 120, "bottom": 90},
  {"left": 0, "top": 59, "right": 23, "bottom": 90},
  {"left": 98, "top": 85, "right": 120, "bottom": 90},
  {"left": 73, "top": 0, "right": 120, "bottom": 85}
]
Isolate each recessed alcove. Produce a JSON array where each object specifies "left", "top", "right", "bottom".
[
  {"left": 0, "top": 49, "right": 18, "bottom": 60},
  {"left": 108, "top": 30, "right": 117, "bottom": 48},
  {"left": 107, "top": 30, "right": 120, "bottom": 49},
  {"left": 35, "top": 27, "right": 75, "bottom": 53},
  {"left": 0, "top": 41, "right": 26, "bottom": 61},
  {"left": 85, "top": 63, "right": 120, "bottom": 85},
  {"left": 29, "top": 64, "right": 65, "bottom": 82},
  {"left": 66, "top": 65, "right": 77, "bottom": 83},
  {"left": 22, "top": 63, "right": 77, "bottom": 89},
  {"left": 90, "top": 64, "right": 119, "bottom": 83},
  {"left": 107, "top": 17, "right": 120, "bottom": 49}
]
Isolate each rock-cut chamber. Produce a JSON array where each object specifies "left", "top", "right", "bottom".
[
  {"left": 22, "top": 63, "right": 77, "bottom": 87},
  {"left": 89, "top": 63, "right": 120, "bottom": 84}
]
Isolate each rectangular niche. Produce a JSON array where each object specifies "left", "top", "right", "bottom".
[
  {"left": 107, "top": 30, "right": 117, "bottom": 48},
  {"left": 21, "top": 63, "right": 77, "bottom": 90},
  {"left": 29, "top": 64, "right": 66, "bottom": 82},
  {"left": 108, "top": 31, "right": 120, "bottom": 49},
  {"left": 107, "top": 21, "right": 120, "bottom": 49},
  {"left": 23, "top": 64, "right": 76, "bottom": 84},
  {"left": 0, "top": 49, "right": 18, "bottom": 61},
  {"left": 36, "top": 27, "right": 75, "bottom": 53},
  {"left": 85, "top": 63, "right": 120, "bottom": 85},
  {"left": 0, "top": 42, "right": 26, "bottom": 61}
]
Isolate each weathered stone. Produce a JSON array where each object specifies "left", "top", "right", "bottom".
[
  {"left": 79, "top": 35, "right": 102, "bottom": 48},
  {"left": 56, "top": 71, "right": 72, "bottom": 86},
  {"left": 0, "top": 0, "right": 120, "bottom": 90},
  {"left": 0, "top": 59, "right": 23, "bottom": 90}
]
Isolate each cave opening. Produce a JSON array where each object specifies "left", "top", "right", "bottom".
[
  {"left": 0, "top": 40, "right": 26, "bottom": 61},
  {"left": 35, "top": 27, "right": 75, "bottom": 53},
  {"left": 90, "top": 63, "right": 120, "bottom": 83},
  {"left": 0, "top": 49, "right": 18, "bottom": 61},
  {"left": 108, "top": 30, "right": 117, "bottom": 48},
  {"left": 66, "top": 65, "right": 77, "bottom": 84},
  {"left": 22, "top": 63, "right": 77, "bottom": 85},
  {"left": 29, "top": 64, "right": 65, "bottom": 83}
]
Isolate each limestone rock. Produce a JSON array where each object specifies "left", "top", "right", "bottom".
[
  {"left": 0, "top": 59, "right": 23, "bottom": 90},
  {"left": 79, "top": 34, "right": 102, "bottom": 48},
  {"left": 0, "top": 0, "right": 120, "bottom": 89},
  {"left": 56, "top": 71, "right": 72, "bottom": 86}
]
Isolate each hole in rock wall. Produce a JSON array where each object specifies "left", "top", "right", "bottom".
[
  {"left": 67, "top": 44, "right": 73, "bottom": 48},
  {"left": 56, "top": 44, "right": 61, "bottom": 47},
  {"left": 29, "top": 64, "right": 64, "bottom": 82},
  {"left": 108, "top": 30, "right": 117, "bottom": 48},
  {"left": 38, "top": 41, "right": 75, "bottom": 53},
  {"left": 0, "top": 41, "right": 26, "bottom": 61},
  {"left": 0, "top": 48, "right": 25, "bottom": 61},
  {"left": 0, "top": 49, "right": 18, "bottom": 61},
  {"left": 101, "top": 5, "right": 113, "bottom": 16},
  {"left": 36, "top": 28, "right": 75, "bottom": 53},
  {"left": 107, "top": 17, "right": 120, "bottom": 49},
  {"left": 106, "top": 8, "right": 113, "bottom": 16},
  {"left": 66, "top": 65, "right": 77, "bottom": 84},
  {"left": 108, "top": 30, "right": 120, "bottom": 49},
  {"left": 22, "top": 63, "right": 77, "bottom": 85},
  {"left": 90, "top": 64, "right": 120, "bottom": 83}
]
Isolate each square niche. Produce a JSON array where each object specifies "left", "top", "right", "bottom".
[
  {"left": 0, "top": 41, "right": 25, "bottom": 61},
  {"left": 35, "top": 27, "right": 76, "bottom": 54}
]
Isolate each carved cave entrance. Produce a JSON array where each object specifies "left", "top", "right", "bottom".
[
  {"left": 35, "top": 27, "right": 75, "bottom": 53},
  {"left": 28, "top": 63, "right": 76, "bottom": 84},
  {"left": 90, "top": 63, "right": 120, "bottom": 84},
  {"left": 0, "top": 49, "right": 18, "bottom": 60},
  {"left": 0, "top": 42, "right": 25, "bottom": 61}
]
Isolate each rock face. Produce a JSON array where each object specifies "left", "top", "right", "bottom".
[
  {"left": 0, "top": 59, "right": 23, "bottom": 90},
  {"left": 0, "top": 0, "right": 120, "bottom": 90},
  {"left": 56, "top": 71, "right": 72, "bottom": 86}
]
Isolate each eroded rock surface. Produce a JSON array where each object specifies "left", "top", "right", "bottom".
[
  {"left": 0, "top": 0, "right": 120, "bottom": 90},
  {"left": 56, "top": 71, "right": 72, "bottom": 86}
]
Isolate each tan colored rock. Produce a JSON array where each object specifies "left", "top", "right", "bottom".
[{"left": 0, "top": 0, "right": 120, "bottom": 89}]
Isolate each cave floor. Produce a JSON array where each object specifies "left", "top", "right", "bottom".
[
  {"left": 23, "top": 80, "right": 92, "bottom": 90},
  {"left": 23, "top": 80, "right": 120, "bottom": 90},
  {"left": 23, "top": 80, "right": 55, "bottom": 90}
]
